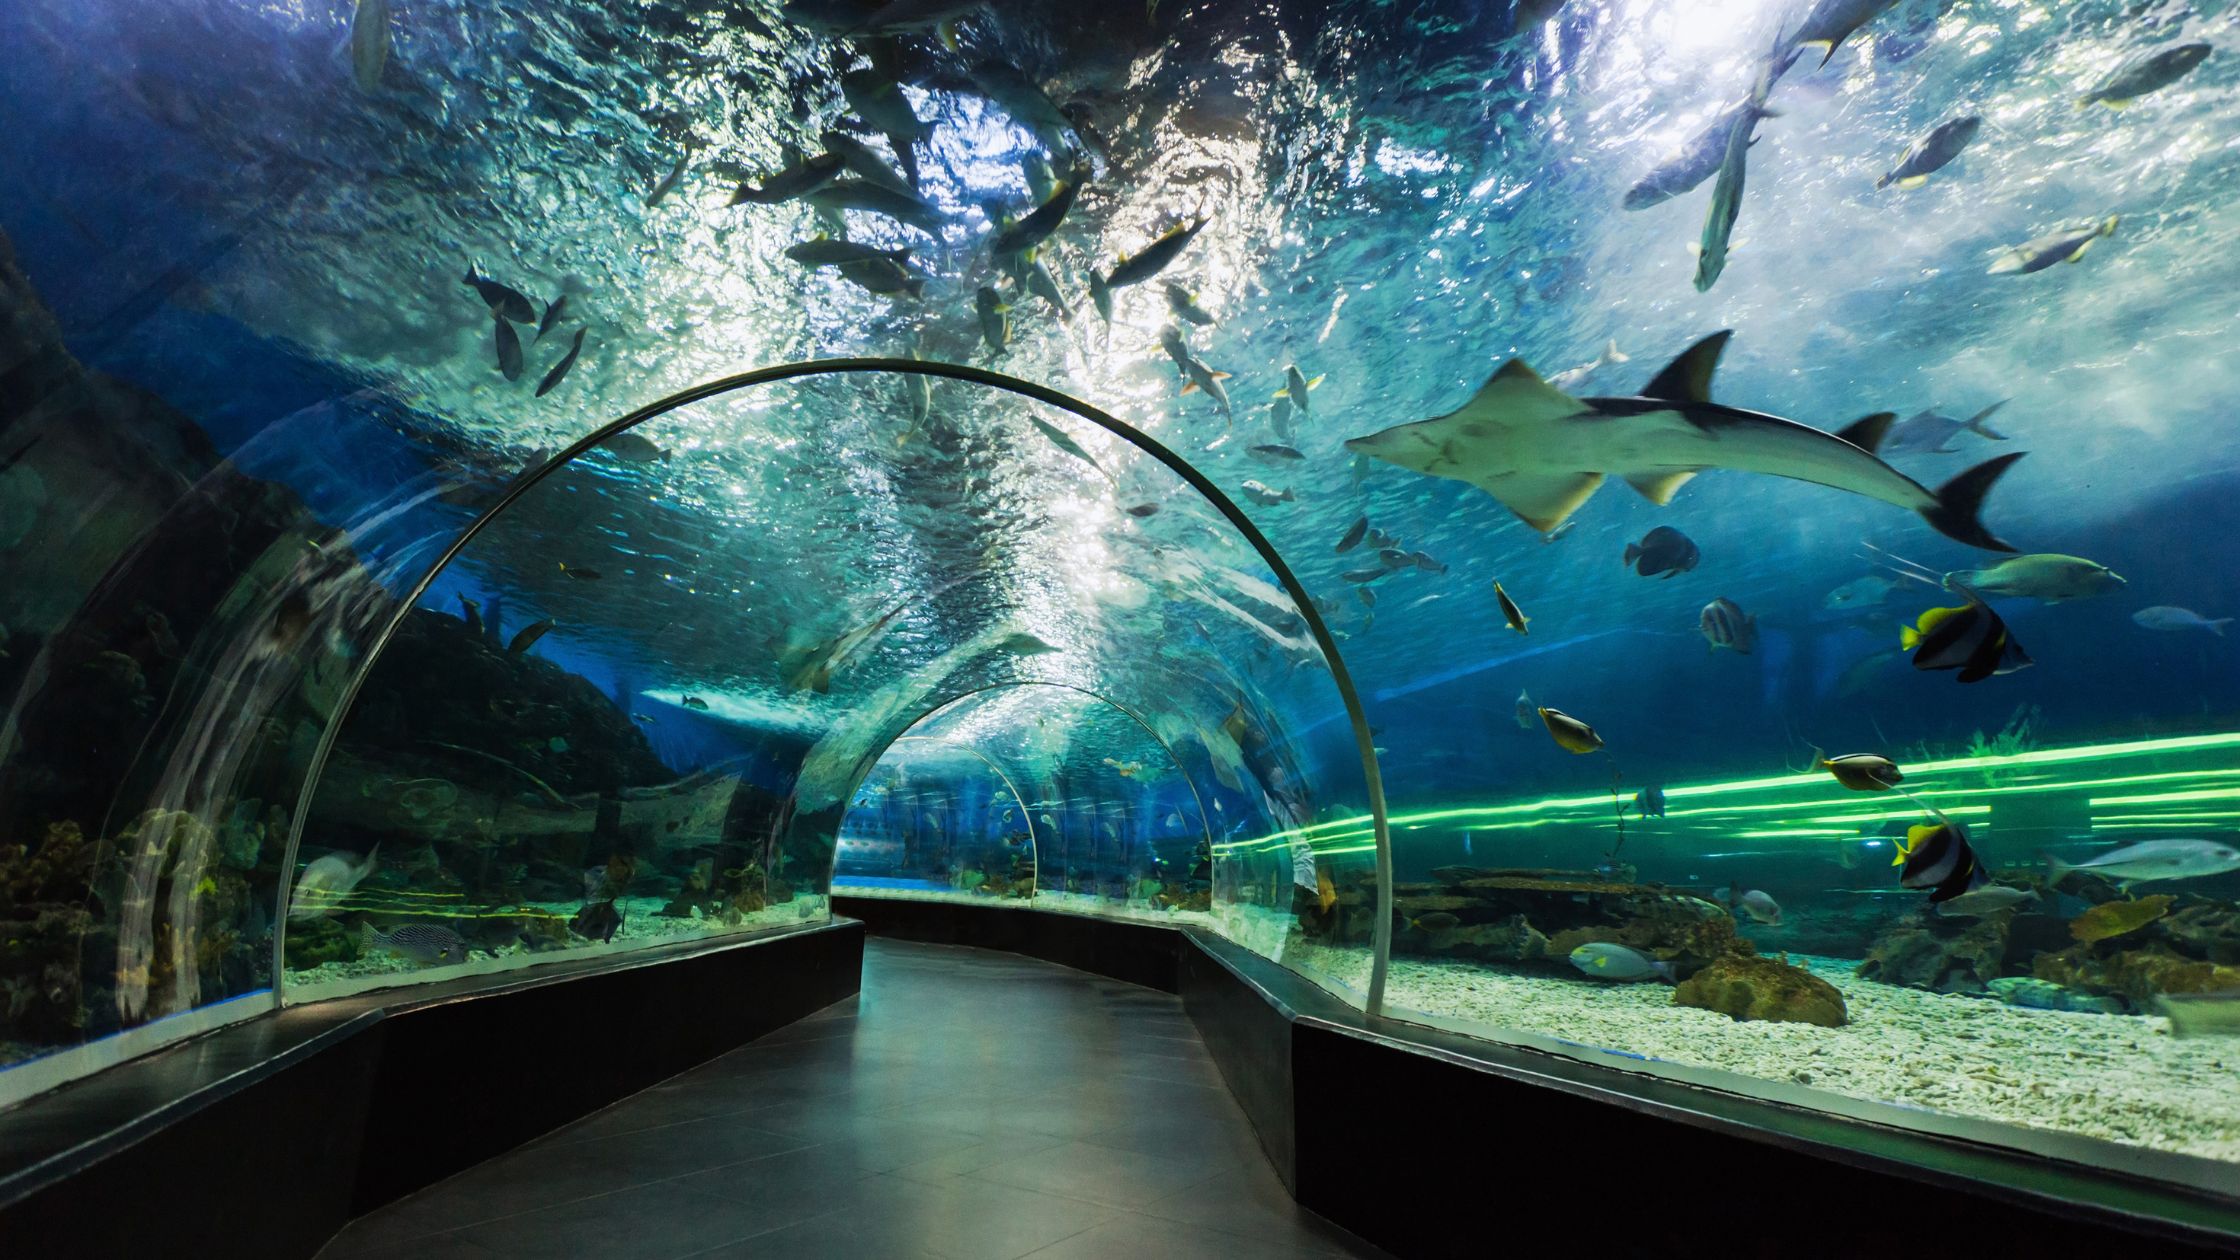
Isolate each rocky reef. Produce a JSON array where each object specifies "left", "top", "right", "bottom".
[
  {"left": 1674, "top": 954, "right": 1848, "bottom": 1027},
  {"left": 1854, "top": 875, "right": 2240, "bottom": 1014}
]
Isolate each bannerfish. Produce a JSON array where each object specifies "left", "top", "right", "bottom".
[
  {"left": 290, "top": 846, "right": 379, "bottom": 919},
  {"left": 1824, "top": 575, "right": 1895, "bottom": 610},
  {"left": 536, "top": 328, "right": 586, "bottom": 398},
  {"left": 1103, "top": 218, "right": 1209, "bottom": 290},
  {"left": 1343, "top": 331, "right": 2024, "bottom": 550},
  {"left": 785, "top": 237, "right": 912, "bottom": 267},
  {"left": 2047, "top": 840, "right": 2240, "bottom": 888},
  {"left": 1882, "top": 401, "right": 2009, "bottom": 455},
  {"left": 350, "top": 0, "right": 390, "bottom": 92},
  {"left": 804, "top": 181, "right": 945, "bottom": 233},
  {"left": 604, "top": 432, "right": 669, "bottom": 462},
  {"left": 1166, "top": 284, "right": 1216, "bottom": 326},
  {"left": 1494, "top": 581, "right": 1530, "bottom": 634},
  {"left": 1894, "top": 819, "right": 1987, "bottom": 903},
  {"left": 493, "top": 316, "right": 523, "bottom": 380},
  {"left": 1946, "top": 554, "right": 2123, "bottom": 603},
  {"left": 1538, "top": 707, "right": 1602, "bottom": 754},
  {"left": 1515, "top": 689, "right": 1537, "bottom": 730},
  {"left": 507, "top": 619, "right": 555, "bottom": 655},
  {"left": 1240, "top": 481, "right": 1294, "bottom": 506},
  {"left": 1699, "top": 597, "right": 1757, "bottom": 654},
  {"left": 1568, "top": 942, "right": 1674, "bottom": 983},
  {"left": 1634, "top": 786, "right": 1666, "bottom": 818},
  {"left": 681, "top": 695, "right": 710, "bottom": 711},
  {"left": 1335, "top": 516, "right": 1370, "bottom": 553},
  {"left": 1936, "top": 884, "right": 2037, "bottom": 918},
  {"left": 976, "top": 286, "right": 1010, "bottom": 353},
  {"left": 992, "top": 180, "right": 1080, "bottom": 255},
  {"left": 360, "top": 922, "right": 471, "bottom": 965},
  {"left": 1988, "top": 216, "right": 2118, "bottom": 275},
  {"left": 1717, "top": 887, "right": 1783, "bottom": 925},
  {"left": 1876, "top": 116, "right": 1981, "bottom": 190},
  {"left": 1624, "top": 525, "right": 1699, "bottom": 577},
  {"left": 464, "top": 269, "right": 538, "bottom": 324},
  {"left": 1821, "top": 754, "right": 1902, "bottom": 791},
  {"left": 2078, "top": 43, "right": 2211, "bottom": 107},
  {"left": 1790, "top": 0, "right": 1901, "bottom": 67},
  {"left": 729, "top": 151, "right": 845, "bottom": 205},
  {"left": 2134, "top": 606, "right": 2231, "bottom": 636},
  {"left": 571, "top": 899, "right": 624, "bottom": 943},
  {"left": 1903, "top": 596, "right": 2031, "bottom": 683}
]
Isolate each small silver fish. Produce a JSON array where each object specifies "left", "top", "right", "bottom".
[
  {"left": 1239, "top": 480, "right": 1294, "bottom": 506},
  {"left": 1514, "top": 689, "right": 1535, "bottom": 730},
  {"left": 2133, "top": 606, "right": 2231, "bottom": 636}
]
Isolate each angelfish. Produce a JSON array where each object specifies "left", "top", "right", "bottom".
[{"left": 1342, "top": 331, "right": 2025, "bottom": 550}]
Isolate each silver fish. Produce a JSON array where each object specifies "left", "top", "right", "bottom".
[
  {"left": 1240, "top": 480, "right": 1294, "bottom": 506},
  {"left": 290, "top": 847, "right": 379, "bottom": 919},
  {"left": 2048, "top": 840, "right": 2240, "bottom": 887},
  {"left": 1882, "top": 401, "right": 2009, "bottom": 455},
  {"left": 2133, "top": 606, "right": 2230, "bottom": 636}
]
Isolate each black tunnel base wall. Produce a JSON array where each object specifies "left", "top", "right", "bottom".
[{"left": 0, "top": 919, "right": 865, "bottom": 1260}]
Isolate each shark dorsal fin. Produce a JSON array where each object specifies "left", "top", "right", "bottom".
[
  {"left": 1641, "top": 330, "right": 1733, "bottom": 403},
  {"left": 1836, "top": 412, "right": 1897, "bottom": 453}
]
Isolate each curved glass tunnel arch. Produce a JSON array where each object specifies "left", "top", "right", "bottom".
[
  {"left": 834, "top": 682, "right": 1227, "bottom": 922},
  {"left": 275, "top": 362, "right": 1392, "bottom": 1009}
]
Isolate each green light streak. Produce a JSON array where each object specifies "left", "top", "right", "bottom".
[{"left": 2090, "top": 788, "right": 2240, "bottom": 807}]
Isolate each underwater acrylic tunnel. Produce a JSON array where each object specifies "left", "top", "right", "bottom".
[{"left": 8, "top": 0, "right": 2240, "bottom": 1253}]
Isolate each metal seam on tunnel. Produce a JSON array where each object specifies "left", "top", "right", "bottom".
[{"left": 272, "top": 358, "right": 1395, "bottom": 1013}]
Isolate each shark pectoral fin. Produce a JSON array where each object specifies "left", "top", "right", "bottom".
[
  {"left": 1477, "top": 470, "right": 1606, "bottom": 533},
  {"left": 1181, "top": 381, "right": 1199, "bottom": 395},
  {"left": 1835, "top": 412, "right": 1897, "bottom": 454},
  {"left": 1622, "top": 470, "right": 1697, "bottom": 505},
  {"left": 1641, "top": 331, "right": 1733, "bottom": 403}
]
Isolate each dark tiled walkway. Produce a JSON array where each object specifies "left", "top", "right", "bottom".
[{"left": 320, "top": 938, "right": 1383, "bottom": 1260}]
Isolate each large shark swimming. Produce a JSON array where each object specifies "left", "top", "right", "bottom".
[{"left": 1344, "top": 332, "right": 2024, "bottom": 551}]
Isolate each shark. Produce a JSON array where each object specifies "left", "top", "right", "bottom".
[{"left": 1343, "top": 331, "right": 2024, "bottom": 551}]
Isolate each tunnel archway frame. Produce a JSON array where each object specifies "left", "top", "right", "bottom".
[
  {"left": 833, "top": 680, "right": 1221, "bottom": 918},
  {"left": 275, "top": 359, "right": 1397, "bottom": 1012}
]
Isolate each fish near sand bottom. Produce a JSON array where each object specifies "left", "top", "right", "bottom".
[
  {"left": 1569, "top": 942, "right": 1674, "bottom": 983},
  {"left": 360, "top": 922, "right": 470, "bottom": 966},
  {"left": 1342, "top": 331, "right": 2024, "bottom": 551}
]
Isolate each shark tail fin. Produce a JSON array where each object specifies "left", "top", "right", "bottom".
[
  {"left": 1966, "top": 400, "right": 2011, "bottom": 440},
  {"left": 2212, "top": 619, "right": 2233, "bottom": 638},
  {"left": 1604, "top": 338, "right": 1629, "bottom": 364},
  {"left": 1640, "top": 330, "right": 1732, "bottom": 403},
  {"left": 1920, "top": 452, "right": 2025, "bottom": 552},
  {"left": 2044, "top": 852, "right": 2075, "bottom": 885},
  {"left": 1835, "top": 412, "right": 1896, "bottom": 454}
]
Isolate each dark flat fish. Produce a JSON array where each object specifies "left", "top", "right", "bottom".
[
  {"left": 464, "top": 269, "right": 537, "bottom": 323},
  {"left": 536, "top": 294, "right": 568, "bottom": 340},
  {"left": 494, "top": 316, "right": 524, "bottom": 380},
  {"left": 537, "top": 328, "right": 586, "bottom": 397}
]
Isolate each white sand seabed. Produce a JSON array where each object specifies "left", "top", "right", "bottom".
[
  {"left": 1310, "top": 946, "right": 2240, "bottom": 1164},
  {"left": 283, "top": 895, "right": 825, "bottom": 1002}
]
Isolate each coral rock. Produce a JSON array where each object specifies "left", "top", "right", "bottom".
[
  {"left": 1674, "top": 954, "right": 1848, "bottom": 1027},
  {"left": 1856, "top": 913, "right": 2009, "bottom": 994},
  {"left": 2033, "top": 942, "right": 2240, "bottom": 1010}
]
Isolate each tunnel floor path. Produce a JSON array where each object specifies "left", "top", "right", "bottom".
[{"left": 319, "top": 937, "right": 1385, "bottom": 1260}]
